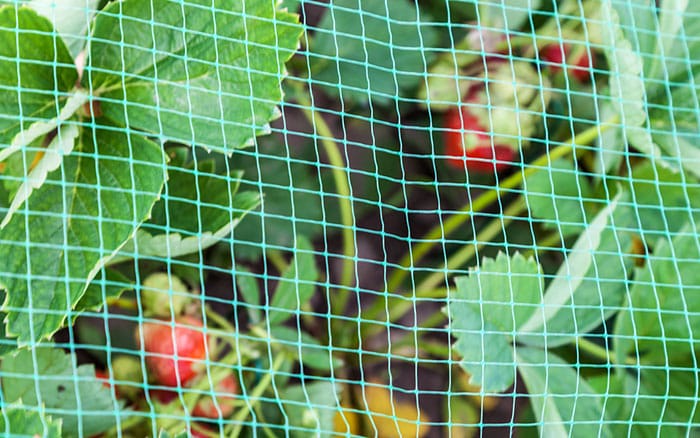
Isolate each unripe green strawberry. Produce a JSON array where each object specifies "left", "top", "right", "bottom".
[
  {"left": 110, "top": 355, "right": 145, "bottom": 400},
  {"left": 140, "top": 272, "right": 190, "bottom": 318},
  {"left": 136, "top": 316, "right": 209, "bottom": 387}
]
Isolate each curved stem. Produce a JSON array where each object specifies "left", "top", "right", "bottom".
[
  {"left": 576, "top": 336, "right": 618, "bottom": 365},
  {"left": 416, "top": 196, "right": 527, "bottom": 294},
  {"left": 385, "top": 117, "right": 617, "bottom": 293},
  {"left": 229, "top": 352, "right": 287, "bottom": 437},
  {"left": 362, "top": 196, "right": 527, "bottom": 335},
  {"left": 293, "top": 82, "right": 356, "bottom": 309}
]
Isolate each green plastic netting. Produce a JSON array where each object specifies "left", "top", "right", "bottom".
[{"left": 0, "top": 0, "right": 699, "bottom": 436}]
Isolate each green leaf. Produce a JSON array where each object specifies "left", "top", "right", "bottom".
[
  {"left": 614, "top": 221, "right": 700, "bottom": 364},
  {"left": 75, "top": 268, "right": 131, "bottom": 313},
  {"left": 0, "top": 127, "right": 166, "bottom": 343},
  {"left": 601, "top": 1, "right": 700, "bottom": 177},
  {"left": 1, "top": 346, "right": 125, "bottom": 436},
  {"left": 612, "top": 0, "right": 700, "bottom": 87},
  {"left": 112, "top": 161, "right": 260, "bottom": 263},
  {"left": 279, "top": 381, "right": 339, "bottom": 437},
  {"left": 625, "top": 367, "right": 700, "bottom": 437},
  {"left": 268, "top": 236, "right": 318, "bottom": 325},
  {"left": 309, "top": 0, "right": 439, "bottom": 105},
  {"left": 594, "top": 103, "right": 626, "bottom": 175},
  {"left": 266, "top": 325, "right": 342, "bottom": 372},
  {"left": 236, "top": 267, "right": 261, "bottom": 324},
  {"left": 593, "top": 368, "right": 699, "bottom": 437},
  {"left": 158, "top": 430, "right": 189, "bottom": 438},
  {"left": 0, "top": 6, "right": 78, "bottom": 146},
  {"left": 230, "top": 138, "right": 340, "bottom": 261},
  {"left": 479, "top": 0, "right": 543, "bottom": 31},
  {"left": 5, "top": 0, "right": 100, "bottom": 58},
  {"left": 599, "top": 3, "right": 667, "bottom": 168},
  {"left": 587, "top": 374, "right": 629, "bottom": 437},
  {"left": 86, "top": 0, "right": 302, "bottom": 153},
  {"left": 624, "top": 162, "right": 700, "bottom": 239},
  {"left": 523, "top": 158, "right": 595, "bottom": 237},
  {"left": 279, "top": 0, "right": 300, "bottom": 12},
  {"left": 0, "top": 408, "right": 62, "bottom": 437},
  {"left": 516, "top": 348, "right": 611, "bottom": 438},
  {"left": 1, "top": 123, "right": 79, "bottom": 227},
  {"left": 519, "top": 193, "right": 620, "bottom": 345},
  {"left": 148, "top": 165, "right": 258, "bottom": 237},
  {"left": 448, "top": 252, "right": 543, "bottom": 392}
]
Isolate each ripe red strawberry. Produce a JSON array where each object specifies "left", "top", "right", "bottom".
[
  {"left": 94, "top": 370, "right": 111, "bottom": 389},
  {"left": 192, "top": 374, "right": 238, "bottom": 419},
  {"left": 443, "top": 106, "right": 516, "bottom": 173},
  {"left": 540, "top": 43, "right": 593, "bottom": 82},
  {"left": 137, "top": 316, "right": 209, "bottom": 387},
  {"left": 147, "top": 388, "right": 178, "bottom": 404}
]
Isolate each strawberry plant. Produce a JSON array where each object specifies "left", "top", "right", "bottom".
[
  {"left": 1, "top": 0, "right": 700, "bottom": 436},
  {"left": 0, "top": 0, "right": 304, "bottom": 435}
]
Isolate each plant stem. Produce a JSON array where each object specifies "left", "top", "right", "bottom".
[
  {"left": 523, "top": 231, "right": 565, "bottom": 258},
  {"left": 293, "top": 83, "right": 356, "bottom": 311},
  {"left": 229, "top": 352, "right": 287, "bottom": 437},
  {"left": 265, "top": 248, "right": 289, "bottom": 274},
  {"left": 575, "top": 337, "right": 637, "bottom": 366},
  {"left": 385, "top": 118, "right": 617, "bottom": 293},
  {"left": 362, "top": 197, "right": 526, "bottom": 336},
  {"left": 576, "top": 336, "right": 617, "bottom": 364},
  {"left": 205, "top": 305, "right": 236, "bottom": 333},
  {"left": 418, "top": 197, "right": 528, "bottom": 294}
]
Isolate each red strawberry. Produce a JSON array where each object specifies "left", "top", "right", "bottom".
[
  {"left": 443, "top": 106, "right": 516, "bottom": 173},
  {"left": 192, "top": 374, "right": 238, "bottom": 419},
  {"left": 137, "top": 316, "right": 209, "bottom": 387},
  {"left": 147, "top": 388, "right": 178, "bottom": 404},
  {"left": 94, "top": 370, "right": 111, "bottom": 389},
  {"left": 540, "top": 43, "right": 593, "bottom": 82}
]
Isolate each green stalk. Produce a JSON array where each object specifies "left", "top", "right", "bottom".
[
  {"left": 362, "top": 197, "right": 526, "bottom": 336},
  {"left": 293, "top": 83, "right": 356, "bottom": 310},
  {"left": 229, "top": 352, "right": 287, "bottom": 437},
  {"left": 416, "top": 197, "right": 527, "bottom": 294},
  {"left": 575, "top": 337, "right": 619, "bottom": 365},
  {"left": 385, "top": 118, "right": 616, "bottom": 294}
]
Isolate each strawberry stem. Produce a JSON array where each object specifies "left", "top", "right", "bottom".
[
  {"left": 228, "top": 352, "right": 287, "bottom": 437},
  {"left": 361, "top": 197, "right": 526, "bottom": 338},
  {"left": 385, "top": 116, "right": 618, "bottom": 295}
]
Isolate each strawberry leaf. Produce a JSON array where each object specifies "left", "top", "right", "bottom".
[
  {"left": 599, "top": 1, "right": 700, "bottom": 177},
  {"left": 519, "top": 193, "right": 629, "bottom": 347},
  {"left": 309, "top": 0, "right": 439, "bottom": 105},
  {"left": 1, "top": 123, "right": 79, "bottom": 228},
  {"left": 516, "top": 348, "right": 611, "bottom": 437},
  {"left": 0, "top": 127, "right": 166, "bottom": 344},
  {"left": 110, "top": 159, "right": 260, "bottom": 263},
  {"left": 264, "top": 325, "right": 342, "bottom": 372},
  {"left": 86, "top": 0, "right": 302, "bottom": 153},
  {"left": 75, "top": 268, "right": 131, "bottom": 313},
  {"left": 523, "top": 158, "right": 596, "bottom": 237},
  {"left": 447, "top": 252, "right": 543, "bottom": 392},
  {"left": 0, "top": 408, "right": 62, "bottom": 438},
  {"left": 236, "top": 267, "right": 261, "bottom": 324},
  {"left": 268, "top": 235, "right": 318, "bottom": 325},
  {"left": 0, "top": 6, "right": 78, "bottom": 147},
  {"left": 0, "top": 0, "right": 100, "bottom": 58},
  {"left": 1, "top": 346, "right": 126, "bottom": 436},
  {"left": 614, "top": 221, "right": 700, "bottom": 364}
]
